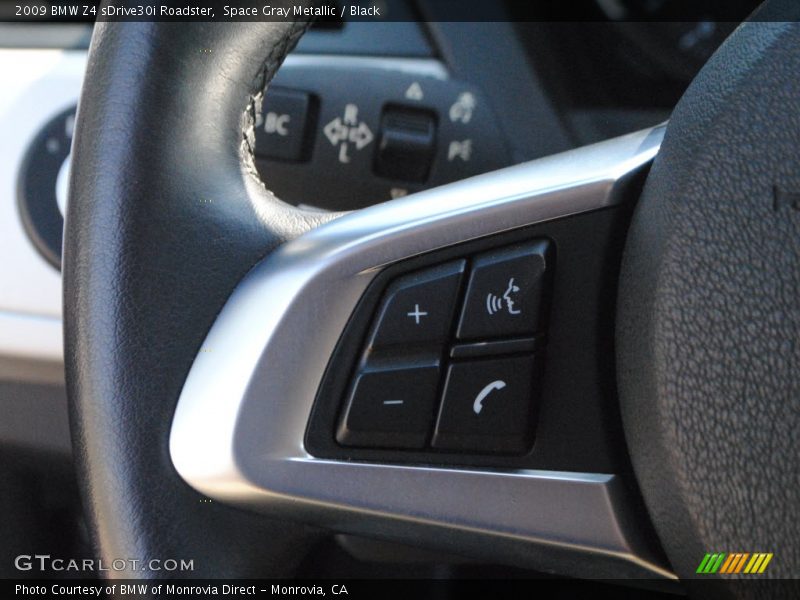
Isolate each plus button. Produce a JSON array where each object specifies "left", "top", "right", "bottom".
[{"left": 406, "top": 304, "right": 429, "bottom": 325}]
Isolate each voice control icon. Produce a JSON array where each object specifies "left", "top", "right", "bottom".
[{"left": 486, "top": 277, "right": 522, "bottom": 316}]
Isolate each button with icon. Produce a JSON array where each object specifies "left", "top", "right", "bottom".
[
  {"left": 369, "top": 260, "right": 465, "bottom": 349},
  {"left": 456, "top": 241, "right": 551, "bottom": 340},
  {"left": 337, "top": 359, "right": 441, "bottom": 449},
  {"left": 432, "top": 355, "right": 537, "bottom": 454},
  {"left": 254, "top": 87, "right": 315, "bottom": 162}
]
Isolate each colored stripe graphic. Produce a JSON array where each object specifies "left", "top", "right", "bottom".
[
  {"left": 696, "top": 554, "right": 712, "bottom": 573},
  {"left": 758, "top": 553, "right": 773, "bottom": 573},
  {"left": 746, "top": 553, "right": 774, "bottom": 574},
  {"left": 697, "top": 553, "right": 726, "bottom": 574},
  {"left": 700, "top": 553, "right": 774, "bottom": 574},
  {"left": 719, "top": 554, "right": 736, "bottom": 574},
  {"left": 723, "top": 553, "right": 749, "bottom": 574},
  {"left": 722, "top": 553, "right": 738, "bottom": 574},
  {"left": 744, "top": 554, "right": 761, "bottom": 573},
  {"left": 711, "top": 554, "right": 726, "bottom": 573},
  {"left": 735, "top": 553, "right": 750, "bottom": 573}
]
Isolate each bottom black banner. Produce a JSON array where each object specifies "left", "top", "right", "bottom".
[
  {"left": 6, "top": 579, "right": 682, "bottom": 600},
  {"left": 6, "top": 579, "right": 800, "bottom": 600}
]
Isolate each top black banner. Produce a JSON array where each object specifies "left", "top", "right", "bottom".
[{"left": 1, "top": 0, "right": 798, "bottom": 24}]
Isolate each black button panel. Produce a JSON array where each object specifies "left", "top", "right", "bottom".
[
  {"left": 336, "top": 239, "right": 552, "bottom": 456},
  {"left": 255, "top": 66, "right": 513, "bottom": 211}
]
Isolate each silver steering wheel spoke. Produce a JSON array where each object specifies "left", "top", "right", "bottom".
[{"left": 170, "top": 125, "right": 673, "bottom": 581}]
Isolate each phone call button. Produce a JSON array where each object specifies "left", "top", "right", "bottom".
[{"left": 432, "top": 355, "right": 536, "bottom": 454}]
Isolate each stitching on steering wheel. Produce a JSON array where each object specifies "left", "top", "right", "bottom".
[{"left": 241, "top": 20, "right": 313, "bottom": 186}]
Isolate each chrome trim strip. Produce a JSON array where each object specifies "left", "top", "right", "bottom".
[
  {"left": 170, "top": 126, "right": 670, "bottom": 578},
  {"left": 283, "top": 54, "right": 448, "bottom": 80}
]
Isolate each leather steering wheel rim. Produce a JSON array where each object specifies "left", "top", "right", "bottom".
[{"left": 64, "top": 19, "right": 332, "bottom": 577}]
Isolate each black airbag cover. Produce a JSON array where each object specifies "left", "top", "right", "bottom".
[{"left": 618, "top": 9, "right": 800, "bottom": 597}]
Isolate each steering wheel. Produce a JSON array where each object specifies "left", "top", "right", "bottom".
[{"left": 64, "top": 4, "right": 799, "bottom": 596}]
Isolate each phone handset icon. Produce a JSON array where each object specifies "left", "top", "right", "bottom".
[{"left": 473, "top": 380, "right": 507, "bottom": 415}]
